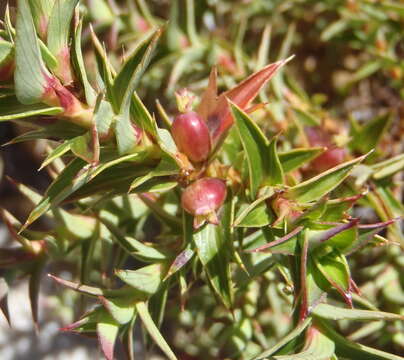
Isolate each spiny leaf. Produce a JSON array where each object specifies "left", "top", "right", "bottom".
[
  {"left": 287, "top": 153, "right": 369, "bottom": 203},
  {"left": 193, "top": 222, "right": 233, "bottom": 309},
  {"left": 231, "top": 102, "right": 270, "bottom": 198},
  {"left": 136, "top": 301, "right": 178, "bottom": 360},
  {"left": 279, "top": 147, "right": 325, "bottom": 173},
  {"left": 46, "top": 0, "right": 79, "bottom": 83},
  {"left": 115, "top": 263, "right": 168, "bottom": 298},
  {"left": 99, "top": 296, "right": 136, "bottom": 325},
  {"left": 317, "top": 318, "right": 404, "bottom": 360},
  {"left": 114, "top": 28, "right": 162, "bottom": 113},
  {"left": 97, "top": 315, "right": 119, "bottom": 360},
  {"left": 15, "top": 0, "right": 51, "bottom": 104},
  {"left": 313, "top": 303, "right": 404, "bottom": 321},
  {"left": 253, "top": 318, "right": 312, "bottom": 359}
]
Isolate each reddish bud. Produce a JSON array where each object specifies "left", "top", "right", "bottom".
[
  {"left": 305, "top": 126, "right": 346, "bottom": 172},
  {"left": 181, "top": 178, "right": 227, "bottom": 226},
  {"left": 0, "top": 60, "right": 14, "bottom": 81},
  {"left": 171, "top": 111, "right": 211, "bottom": 163},
  {"left": 311, "top": 146, "right": 346, "bottom": 172}
]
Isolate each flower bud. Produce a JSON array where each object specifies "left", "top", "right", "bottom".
[
  {"left": 171, "top": 111, "right": 211, "bottom": 163},
  {"left": 181, "top": 178, "right": 227, "bottom": 227},
  {"left": 311, "top": 147, "right": 346, "bottom": 172}
]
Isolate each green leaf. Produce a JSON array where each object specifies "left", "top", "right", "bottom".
[
  {"left": 0, "top": 40, "right": 13, "bottom": 64},
  {"left": 23, "top": 152, "right": 147, "bottom": 229},
  {"left": 273, "top": 327, "right": 335, "bottom": 359},
  {"left": 46, "top": 0, "right": 78, "bottom": 82},
  {"left": 313, "top": 250, "right": 351, "bottom": 304},
  {"left": 268, "top": 136, "right": 284, "bottom": 185},
  {"left": 136, "top": 301, "right": 178, "bottom": 360},
  {"left": 39, "top": 140, "right": 71, "bottom": 170},
  {"left": 130, "top": 92, "right": 158, "bottom": 137},
  {"left": 115, "top": 263, "right": 167, "bottom": 299},
  {"left": 114, "top": 110, "right": 139, "bottom": 155},
  {"left": 6, "top": 120, "right": 85, "bottom": 143},
  {"left": 72, "top": 18, "right": 97, "bottom": 106},
  {"left": 293, "top": 107, "right": 320, "bottom": 126},
  {"left": 15, "top": 0, "right": 51, "bottom": 104},
  {"left": 321, "top": 19, "right": 349, "bottom": 41},
  {"left": 313, "top": 303, "right": 404, "bottom": 321},
  {"left": 28, "top": 0, "right": 55, "bottom": 38},
  {"left": 317, "top": 318, "right": 404, "bottom": 360},
  {"left": 234, "top": 190, "right": 274, "bottom": 227},
  {"left": 253, "top": 318, "right": 312, "bottom": 359},
  {"left": 372, "top": 153, "right": 404, "bottom": 180},
  {"left": 70, "top": 132, "right": 98, "bottom": 164},
  {"left": 113, "top": 29, "right": 162, "bottom": 113},
  {"left": 97, "top": 315, "right": 119, "bottom": 360},
  {"left": 94, "top": 98, "right": 114, "bottom": 138},
  {"left": 279, "top": 147, "right": 325, "bottom": 173},
  {"left": 49, "top": 274, "right": 130, "bottom": 297},
  {"left": 350, "top": 113, "right": 391, "bottom": 154},
  {"left": 193, "top": 223, "right": 233, "bottom": 309},
  {"left": 231, "top": 102, "right": 270, "bottom": 198},
  {"left": 287, "top": 153, "right": 368, "bottom": 203},
  {"left": 130, "top": 153, "right": 179, "bottom": 192},
  {"left": 100, "top": 296, "right": 136, "bottom": 325}
]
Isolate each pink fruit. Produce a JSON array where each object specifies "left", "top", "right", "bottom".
[
  {"left": 181, "top": 178, "right": 227, "bottom": 217},
  {"left": 171, "top": 111, "right": 211, "bottom": 163}
]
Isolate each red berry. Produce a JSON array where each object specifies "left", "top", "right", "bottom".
[
  {"left": 181, "top": 178, "right": 227, "bottom": 216},
  {"left": 171, "top": 111, "right": 211, "bottom": 163}
]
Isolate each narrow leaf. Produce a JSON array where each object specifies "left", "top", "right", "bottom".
[
  {"left": 136, "top": 301, "right": 178, "bottom": 360},
  {"left": 287, "top": 153, "right": 369, "bottom": 203}
]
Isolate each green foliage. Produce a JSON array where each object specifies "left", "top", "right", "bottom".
[{"left": 0, "top": 1, "right": 403, "bottom": 359}]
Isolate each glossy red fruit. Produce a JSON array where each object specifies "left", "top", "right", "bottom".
[
  {"left": 181, "top": 178, "right": 227, "bottom": 217},
  {"left": 171, "top": 111, "right": 211, "bottom": 163}
]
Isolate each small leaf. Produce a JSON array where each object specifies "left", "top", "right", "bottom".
[
  {"left": 313, "top": 250, "right": 352, "bottom": 305},
  {"left": 136, "top": 301, "right": 178, "bottom": 360},
  {"left": 15, "top": 0, "right": 51, "bottom": 104},
  {"left": 99, "top": 296, "right": 136, "bottom": 325},
  {"left": 287, "top": 153, "right": 369, "bottom": 203},
  {"left": 350, "top": 113, "right": 391, "bottom": 154},
  {"left": 165, "top": 247, "right": 194, "bottom": 280},
  {"left": 252, "top": 318, "right": 311, "bottom": 359},
  {"left": 39, "top": 140, "right": 71, "bottom": 170},
  {"left": 72, "top": 18, "right": 97, "bottom": 106},
  {"left": 372, "top": 153, "right": 404, "bottom": 180},
  {"left": 97, "top": 315, "right": 119, "bottom": 360},
  {"left": 113, "top": 29, "right": 162, "bottom": 113},
  {"left": 231, "top": 102, "right": 269, "bottom": 198},
  {"left": 46, "top": 0, "right": 79, "bottom": 83},
  {"left": 313, "top": 303, "right": 404, "bottom": 321},
  {"left": 279, "top": 147, "right": 325, "bottom": 173},
  {"left": 274, "top": 326, "right": 335, "bottom": 359},
  {"left": 115, "top": 263, "right": 167, "bottom": 298},
  {"left": 130, "top": 92, "right": 158, "bottom": 137},
  {"left": 193, "top": 222, "right": 233, "bottom": 309},
  {"left": 317, "top": 318, "right": 404, "bottom": 360},
  {"left": 268, "top": 136, "right": 284, "bottom": 185}
]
